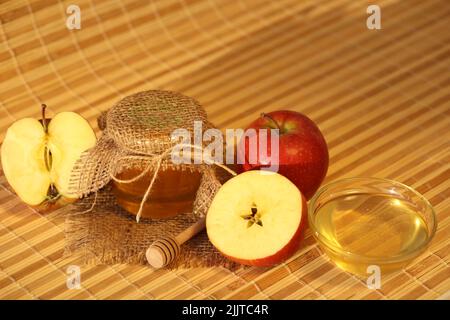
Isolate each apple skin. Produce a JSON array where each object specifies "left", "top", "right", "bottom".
[
  {"left": 216, "top": 195, "right": 307, "bottom": 267},
  {"left": 238, "top": 110, "right": 329, "bottom": 200}
]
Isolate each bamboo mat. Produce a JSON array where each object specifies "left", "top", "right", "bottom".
[{"left": 0, "top": 0, "right": 449, "bottom": 300}]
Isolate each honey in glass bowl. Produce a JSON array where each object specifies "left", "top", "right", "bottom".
[{"left": 308, "top": 178, "right": 436, "bottom": 276}]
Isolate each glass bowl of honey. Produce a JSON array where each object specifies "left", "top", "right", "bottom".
[{"left": 308, "top": 177, "right": 436, "bottom": 276}]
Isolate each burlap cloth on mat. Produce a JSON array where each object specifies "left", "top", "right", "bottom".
[{"left": 64, "top": 90, "right": 239, "bottom": 269}]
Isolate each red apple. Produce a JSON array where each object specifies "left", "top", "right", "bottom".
[
  {"left": 238, "top": 110, "right": 329, "bottom": 200},
  {"left": 206, "top": 170, "right": 307, "bottom": 267}
]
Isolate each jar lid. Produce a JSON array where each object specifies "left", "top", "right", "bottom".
[{"left": 106, "top": 90, "right": 211, "bottom": 154}]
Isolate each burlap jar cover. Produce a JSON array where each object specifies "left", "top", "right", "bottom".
[{"left": 65, "top": 90, "right": 238, "bottom": 269}]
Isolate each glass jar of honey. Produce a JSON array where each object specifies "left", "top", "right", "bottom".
[{"left": 70, "top": 90, "right": 216, "bottom": 221}]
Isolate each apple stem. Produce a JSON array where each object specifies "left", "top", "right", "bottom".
[
  {"left": 41, "top": 103, "right": 48, "bottom": 133},
  {"left": 260, "top": 112, "right": 282, "bottom": 132}
]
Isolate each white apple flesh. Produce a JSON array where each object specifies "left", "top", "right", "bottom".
[
  {"left": 206, "top": 170, "right": 307, "bottom": 267},
  {"left": 1, "top": 111, "right": 96, "bottom": 207}
]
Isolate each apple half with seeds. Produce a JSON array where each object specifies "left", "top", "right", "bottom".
[
  {"left": 1, "top": 105, "right": 96, "bottom": 211},
  {"left": 206, "top": 170, "right": 307, "bottom": 267}
]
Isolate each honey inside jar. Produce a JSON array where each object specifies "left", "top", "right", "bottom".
[{"left": 112, "top": 167, "right": 202, "bottom": 219}]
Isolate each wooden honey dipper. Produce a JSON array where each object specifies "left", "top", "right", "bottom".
[{"left": 146, "top": 217, "right": 206, "bottom": 269}]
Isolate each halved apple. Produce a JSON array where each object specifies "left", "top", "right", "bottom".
[
  {"left": 206, "top": 170, "right": 307, "bottom": 267},
  {"left": 1, "top": 106, "right": 96, "bottom": 210}
]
